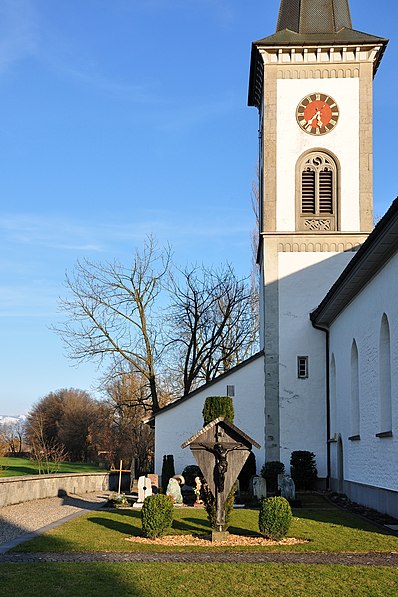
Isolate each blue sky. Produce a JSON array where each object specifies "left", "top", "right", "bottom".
[{"left": 1, "top": 0, "right": 397, "bottom": 415}]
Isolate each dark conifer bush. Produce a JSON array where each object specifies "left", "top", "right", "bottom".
[
  {"left": 290, "top": 450, "right": 318, "bottom": 490},
  {"left": 260, "top": 461, "right": 285, "bottom": 494},
  {"left": 182, "top": 464, "right": 202, "bottom": 487},
  {"left": 258, "top": 496, "right": 292, "bottom": 540},
  {"left": 161, "top": 454, "right": 175, "bottom": 493},
  {"left": 141, "top": 494, "right": 174, "bottom": 539},
  {"left": 202, "top": 480, "right": 237, "bottom": 530},
  {"left": 202, "top": 396, "right": 234, "bottom": 426}
]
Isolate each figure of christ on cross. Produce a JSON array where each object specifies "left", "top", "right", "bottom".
[{"left": 199, "top": 442, "right": 243, "bottom": 493}]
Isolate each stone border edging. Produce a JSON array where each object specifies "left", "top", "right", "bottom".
[{"left": 0, "top": 551, "right": 397, "bottom": 566}]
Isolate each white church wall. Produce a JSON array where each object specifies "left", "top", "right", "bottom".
[
  {"left": 278, "top": 250, "right": 354, "bottom": 477},
  {"left": 154, "top": 354, "right": 265, "bottom": 478},
  {"left": 276, "top": 78, "right": 360, "bottom": 232},
  {"left": 329, "top": 252, "right": 398, "bottom": 494}
]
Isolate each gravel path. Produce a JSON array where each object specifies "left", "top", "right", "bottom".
[
  {"left": 0, "top": 493, "right": 108, "bottom": 552},
  {"left": 1, "top": 551, "right": 398, "bottom": 566}
]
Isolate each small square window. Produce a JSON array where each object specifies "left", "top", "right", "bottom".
[
  {"left": 227, "top": 385, "right": 235, "bottom": 397},
  {"left": 297, "top": 356, "right": 308, "bottom": 379}
]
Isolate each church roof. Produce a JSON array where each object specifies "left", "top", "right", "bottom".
[
  {"left": 181, "top": 416, "right": 261, "bottom": 450},
  {"left": 311, "top": 198, "right": 398, "bottom": 327},
  {"left": 253, "top": 27, "right": 387, "bottom": 48}
]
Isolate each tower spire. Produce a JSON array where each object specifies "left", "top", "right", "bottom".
[{"left": 277, "top": 0, "right": 352, "bottom": 34}]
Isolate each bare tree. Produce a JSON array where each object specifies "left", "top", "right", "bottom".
[
  {"left": 251, "top": 174, "right": 260, "bottom": 266},
  {"left": 25, "top": 392, "right": 64, "bottom": 447},
  {"left": 28, "top": 412, "right": 67, "bottom": 474},
  {"left": 0, "top": 421, "right": 25, "bottom": 455},
  {"left": 250, "top": 173, "right": 261, "bottom": 346},
  {"left": 56, "top": 392, "right": 98, "bottom": 461},
  {"left": 25, "top": 388, "right": 99, "bottom": 462},
  {"left": 166, "top": 264, "right": 258, "bottom": 395},
  {"left": 55, "top": 237, "right": 170, "bottom": 412},
  {"left": 90, "top": 373, "right": 154, "bottom": 474},
  {"left": 54, "top": 236, "right": 258, "bottom": 408},
  {"left": 0, "top": 431, "right": 8, "bottom": 472}
]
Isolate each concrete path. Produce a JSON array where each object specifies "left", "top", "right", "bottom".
[{"left": 0, "top": 551, "right": 397, "bottom": 566}]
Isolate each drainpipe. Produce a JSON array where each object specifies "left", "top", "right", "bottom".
[{"left": 311, "top": 320, "right": 331, "bottom": 490}]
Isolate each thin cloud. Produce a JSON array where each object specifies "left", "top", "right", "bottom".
[
  {"left": 35, "top": 14, "right": 164, "bottom": 105},
  {"left": 0, "top": 283, "right": 58, "bottom": 318},
  {"left": 0, "top": 0, "right": 38, "bottom": 75},
  {"left": 42, "top": 55, "right": 165, "bottom": 105},
  {"left": 157, "top": 95, "right": 238, "bottom": 132},
  {"left": 0, "top": 209, "right": 251, "bottom": 255},
  {"left": 0, "top": 215, "right": 105, "bottom": 252}
]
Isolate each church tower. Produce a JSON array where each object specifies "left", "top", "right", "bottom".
[{"left": 248, "top": 0, "right": 387, "bottom": 477}]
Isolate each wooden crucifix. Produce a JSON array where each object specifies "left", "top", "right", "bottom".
[{"left": 182, "top": 417, "right": 260, "bottom": 537}]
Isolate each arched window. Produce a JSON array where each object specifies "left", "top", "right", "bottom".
[
  {"left": 350, "top": 340, "right": 360, "bottom": 439},
  {"left": 296, "top": 150, "right": 339, "bottom": 231},
  {"left": 378, "top": 314, "right": 393, "bottom": 436}
]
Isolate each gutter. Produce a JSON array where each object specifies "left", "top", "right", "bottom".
[{"left": 311, "top": 319, "right": 331, "bottom": 489}]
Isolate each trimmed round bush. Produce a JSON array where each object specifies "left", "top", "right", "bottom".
[
  {"left": 141, "top": 494, "right": 174, "bottom": 539},
  {"left": 258, "top": 496, "right": 292, "bottom": 540}
]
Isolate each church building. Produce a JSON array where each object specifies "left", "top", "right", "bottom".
[{"left": 150, "top": 0, "right": 398, "bottom": 518}]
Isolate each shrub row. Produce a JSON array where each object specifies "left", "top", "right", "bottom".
[
  {"left": 260, "top": 451, "right": 318, "bottom": 492},
  {"left": 140, "top": 493, "right": 292, "bottom": 540}
]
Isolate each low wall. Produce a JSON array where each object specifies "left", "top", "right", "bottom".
[
  {"left": 330, "top": 477, "right": 398, "bottom": 519},
  {"left": 0, "top": 472, "right": 114, "bottom": 508}
]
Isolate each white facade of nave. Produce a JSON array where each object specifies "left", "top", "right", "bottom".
[{"left": 313, "top": 201, "right": 398, "bottom": 516}]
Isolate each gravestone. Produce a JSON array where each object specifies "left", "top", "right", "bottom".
[
  {"left": 147, "top": 473, "right": 159, "bottom": 493},
  {"left": 280, "top": 475, "right": 296, "bottom": 501},
  {"left": 166, "top": 477, "right": 183, "bottom": 504},
  {"left": 137, "top": 476, "right": 152, "bottom": 503},
  {"left": 182, "top": 417, "right": 260, "bottom": 537},
  {"left": 251, "top": 475, "right": 267, "bottom": 500}
]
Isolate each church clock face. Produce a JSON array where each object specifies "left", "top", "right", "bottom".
[{"left": 296, "top": 93, "right": 339, "bottom": 135}]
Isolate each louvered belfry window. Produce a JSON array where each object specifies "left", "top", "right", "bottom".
[
  {"left": 301, "top": 169, "right": 316, "bottom": 213},
  {"left": 298, "top": 152, "right": 337, "bottom": 231}
]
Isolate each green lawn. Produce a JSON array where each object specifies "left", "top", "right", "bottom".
[
  {"left": 4, "top": 495, "right": 398, "bottom": 596},
  {"left": 13, "top": 494, "right": 398, "bottom": 554},
  {"left": 0, "top": 563, "right": 397, "bottom": 597},
  {"left": 0, "top": 457, "right": 103, "bottom": 477}
]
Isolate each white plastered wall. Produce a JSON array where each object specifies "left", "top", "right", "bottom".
[
  {"left": 276, "top": 78, "right": 360, "bottom": 232},
  {"left": 278, "top": 250, "right": 354, "bottom": 476},
  {"left": 329, "top": 252, "right": 398, "bottom": 492},
  {"left": 154, "top": 355, "right": 265, "bottom": 477}
]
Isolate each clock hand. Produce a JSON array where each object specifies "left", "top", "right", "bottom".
[{"left": 308, "top": 109, "right": 322, "bottom": 128}]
